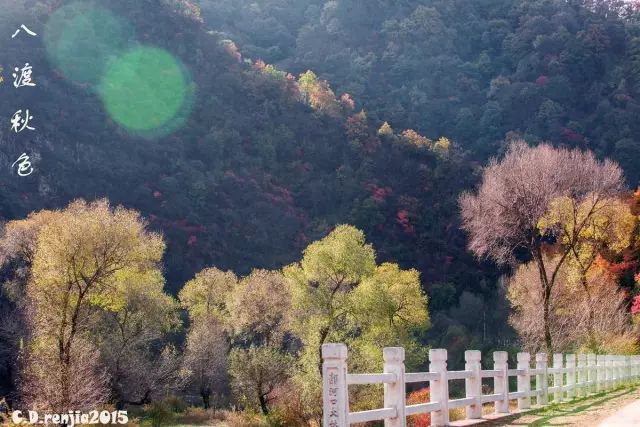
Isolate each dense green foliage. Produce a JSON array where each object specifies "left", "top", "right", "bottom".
[{"left": 199, "top": 0, "right": 640, "bottom": 178}]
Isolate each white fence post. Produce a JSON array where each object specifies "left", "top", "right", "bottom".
[
  {"left": 625, "top": 356, "right": 630, "bottom": 385},
  {"left": 430, "top": 349, "right": 449, "bottom": 427},
  {"left": 383, "top": 347, "right": 406, "bottom": 427},
  {"left": 494, "top": 351, "right": 509, "bottom": 414},
  {"left": 588, "top": 354, "right": 596, "bottom": 394},
  {"left": 566, "top": 354, "right": 576, "bottom": 399},
  {"left": 553, "top": 353, "right": 563, "bottom": 402},
  {"left": 322, "top": 343, "right": 349, "bottom": 427},
  {"left": 597, "top": 355, "right": 605, "bottom": 393},
  {"left": 577, "top": 354, "right": 587, "bottom": 397},
  {"left": 517, "top": 352, "right": 531, "bottom": 410},
  {"left": 536, "top": 353, "right": 548, "bottom": 405},
  {"left": 606, "top": 355, "right": 613, "bottom": 390},
  {"left": 465, "top": 350, "right": 482, "bottom": 420}
]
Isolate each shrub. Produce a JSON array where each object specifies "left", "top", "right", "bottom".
[
  {"left": 407, "top": 388, "right": 430, "bottom": 427},
  {"left": 144, "top": 403, "right": 175, "bottom": 427}
]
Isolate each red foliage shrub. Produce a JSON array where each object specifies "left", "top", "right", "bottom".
[
  {"left": 631, "top": 295, "right": 640, "bottom": 315},
  {"left": 536, "top": 75, "right": 549, "bottom": 85},
  {"left": 560, "top": 127, "right": 584, "bottom": 143},
  {"left": 397, "top": 209, "right": 415, "bottom": 234},
  {"left": 341, "top": 93, "right": 355, "bottom": 110},
  {"left": 371, "top": 185, "right": 392, "bottom": 203},
  {"left": 407, "top": 388, "right": 430, "bottom": 427}
]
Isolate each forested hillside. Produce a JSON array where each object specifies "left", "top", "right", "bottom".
[
  {"left": 1, "top": 0, "right": 640, "bottom": 422},
  {"left": 199, "top": 0, "right": 640, "bottom": 179},
  {"left": 0, "top": 0, "right": 504, "bottom": 367},
  {"left": 0, "top": 0, "right": 476, "bottom": 284}
]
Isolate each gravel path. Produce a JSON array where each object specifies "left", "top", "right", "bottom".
[{"left": 597, "top": 398, "right": 640, "bottom": 426}]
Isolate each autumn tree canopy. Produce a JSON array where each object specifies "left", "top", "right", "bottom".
[{"left": 460, "top": 141, "right": 627, "bottom": 353}]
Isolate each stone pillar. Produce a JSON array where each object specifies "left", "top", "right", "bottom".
[
  {"left": 430, "top": 349, "right": 449, "bottom": 427},
  {"left": 383, "top": 347, "right": 406, "bottom": 427},
  {"left": 465, "top": 350, "right": 482, "bottom": 420},
  {"left": 322, "top": 343, "right": 349, "bottom": 427},
  {"left": 517, "top": 352, "right": 531, "bottom": 410}
]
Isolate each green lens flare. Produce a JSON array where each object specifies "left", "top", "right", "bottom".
[
  {"left": 44, "top": 2, "right": 134, "bottom": 86},
  {"left": 100, "top": 47, "right": 191, "bottom": 133}
]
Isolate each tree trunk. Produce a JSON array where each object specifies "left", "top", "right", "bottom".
[
  {"left": 259, "top": 393, "right": 269, "bottom": 415},
  {"left": 534, "top": 246, "right": 554, "bottom": 355},
  {"left": 542, "top": 284, "right": 553, "bottom": 356},
  {"left": 317, "top": 325, "right": 330, "bottom": 375},
  {"left": 580, "top": 274, "right": 597, "bottom": 350},
  {"left": 201, "top": 390, "right": 211, "bottom": 409}
]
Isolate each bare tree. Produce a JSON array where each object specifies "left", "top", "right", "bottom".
[
  {"left": 0, "top": 212, "right": 53, "bottom": 403},
  {"left": 182, "top": 317, "right": 228, "bottom": 409},
  {"left": 95, "top": 276, "right": 180, "bottom": 407},
  {"left": 460, "top": 141, "right": 625, "bottom": 353},
  {"left": 113, "top": 345, "right": 188, "bottom": 406},
  {"left": 19, "top": 337, "right": 109, "bottom": 412},
  {"left": 508, "top": 256, "right": 631, "bottom": 353}
]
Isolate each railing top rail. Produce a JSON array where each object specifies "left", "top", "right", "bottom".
[{"left": 347, "top": 373, "right": 396, "bottom": 385}]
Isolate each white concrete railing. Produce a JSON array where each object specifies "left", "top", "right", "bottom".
[{"left": 322, "top": 343, "right": 640, "bottom": 427}]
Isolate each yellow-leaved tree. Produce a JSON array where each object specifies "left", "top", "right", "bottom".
[
  {"left": 537, "top": 196, "right": 636, "bottom": 349},
  {"left": 284, "top": 225, "right": 429, "bottom": 421},
  {"left": 21, "top": 199, "right": 171, "bottom": 411}
]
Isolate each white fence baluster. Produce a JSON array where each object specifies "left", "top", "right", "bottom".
[
  {"left": 430, "top": 348, "right": 449, "bottom": 427},
  {"left": 566, "top": 354, "right": 576, "bottom": 399},
  {"left": 322, "top": 343, "right": 349, "bottom": 427},
  {"left": 517, "top": 352, "right": 531, "bottom": 410},
  {"left": 553, "top": 353, "right": 563, "bottom": 402},
  {"left": 536, "top": 353, "right": 548, "bottom": 405},
  {"left": 625, "top": 356, "right": 630, "bottom": 385},
  {"left": 597, "top": 355, "right": 605, "bottom": 393},
  {"left": 465, "top": 350, "right": 482, "bottom": 420},
  {"left": 494, "top": 351, "right": 509, "bottom": 414},
  {"left": 588, "top": 354, "right": 596, "bottom": 394},
  {"left": 383, "top": 347, "right": 406, "bottom": 427},
  {"left": 606, "top": 355, "right": 613, "bottom": 390},
  {"left": 577, "top": 354, "right": 587, "bottom": 397}
]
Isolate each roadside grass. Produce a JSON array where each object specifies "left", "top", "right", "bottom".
[{"left": 482, "top": 385, "right": 638, "bottom": 426}]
